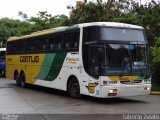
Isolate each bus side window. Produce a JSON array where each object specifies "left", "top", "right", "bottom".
[
  {"left": 45, "top": 38, "right": 50, "bottom": 51},
  {"left": 58, "top": 34, "right": 63, "bottom": 50},
  {"left": 50, "top": 43, "right": 54, "bottom": 50},
  {"left": 73, "top": 30, "right": 80, "bottom": 49},
  {"left": 83, "top": 26, "right": 100, "bottom": 42},
  {"left": 29, "top": 39, "right": 35, "bottom": 52},
  {"left": 64, "top": 30, "right": 80, "bottom": 50},
  {"left": 22, "top": 40, "right": 27, "bottom": 53},
  {"left": 43, "top": 44, "right": 46, "bottom": 51},
  {"left": 58, "top": 43, "right": 62, "bottom": 50},
  {"left": 49, "top": 35, "right": 54, "bottom": 50},
  {"left": 66, "top": 32, "right": 72, "bottom": 49}
]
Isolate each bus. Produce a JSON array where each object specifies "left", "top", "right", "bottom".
[
  {"left": 6, "top": 22, "right": 151, "bottom": 98},
  {"left": 0, "top": 48, "right": 6, "bottom": 77}
]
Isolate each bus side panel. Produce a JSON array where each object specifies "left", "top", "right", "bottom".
[
  {"left": 33, "top": 52, "right": 90, "bottom": 96},
  {"left": 6, "top": 54, "right": 45, "bottom": 83},
  {"left": 34, "top": 52, "right": 73, "bottom": 90},
  {"left": 6, "top": 55, "right": 24, "bottom": 80}
]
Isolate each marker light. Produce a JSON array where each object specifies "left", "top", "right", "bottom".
[{"left": 103, "top": 81, "right": 108, "bottom": 85}]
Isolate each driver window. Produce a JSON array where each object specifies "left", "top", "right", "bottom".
[{"left": 89, "top": 46, "right": 105, "bottom": 78}]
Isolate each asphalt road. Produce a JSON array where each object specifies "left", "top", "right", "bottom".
[{"left": 0, "top": 78, "right": 160, "bottom": 120}]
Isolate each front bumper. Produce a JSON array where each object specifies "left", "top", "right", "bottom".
[{"left": 100, "top": 84, "right": 151, "bottom": 98}]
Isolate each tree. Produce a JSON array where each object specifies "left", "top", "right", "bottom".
[
  {"left": 0, "top": 18, "right": 32, "bottom": 47},
  {"left": 150, "top": 37, "right": 160, "bottom": 90},
  {"left": 19, "top": 11, "right": 68, "bottom": 31}
]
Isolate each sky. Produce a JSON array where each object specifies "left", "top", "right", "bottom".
[{"left": 0, "top": 0, "right": 157, "bottom": 20}]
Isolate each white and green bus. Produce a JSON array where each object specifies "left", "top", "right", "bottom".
[{"left": 6, "top": 22, "right": 151, "bottom": 98}]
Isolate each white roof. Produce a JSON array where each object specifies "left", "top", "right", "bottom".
[
  {"left": 77, "top": 22, "right": 144, "bottom": 29},
  {"left": 8, "top": 22, "right": 144, "bottom": 42}
]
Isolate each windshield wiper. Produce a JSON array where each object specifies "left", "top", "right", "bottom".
[{"left": 119, "top": 70, "right": 125, "bottom": 77}]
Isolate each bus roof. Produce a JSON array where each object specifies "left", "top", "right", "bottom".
[
  {"left": 78, "top": 22, "right": 144, "bottom": 29},
  {"left": 8, "top": 22, "right": 144, "bottom": 42},
  {"left": 7, "top": 25, "right": 79, "bottom": 42}
]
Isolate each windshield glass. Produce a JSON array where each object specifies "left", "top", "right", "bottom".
[
  {"left": 100, "top": 28, "right": 146, "bottom": 41},
  {"left": 100, "top": 44, "right": 149, "bottom": 76},
  {"left": 82, "top": 26, "right": 150, "bottom": 78}
]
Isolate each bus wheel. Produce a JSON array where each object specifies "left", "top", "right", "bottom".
[
  {"left": 19, "top": 72, "right": 26, "bottom": 88},
  {"left": 68, "top": 78, "right": 81, "bottom": 99},
  {"left": 14, "top": 71, "right": 20, "bottom": 86}
]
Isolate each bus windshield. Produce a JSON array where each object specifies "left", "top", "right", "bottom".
[
  {"left": 101, "top": 44, "right": 149, "bottom": 76},
  {"left": 88, "top": 44, "right": 150, "bottom": 76},
  {"left": 100, "top": 27, "right": 146, "bottom": 41},
  {"left": 83, "top": 26, "right": 150, "bottom": 77}
]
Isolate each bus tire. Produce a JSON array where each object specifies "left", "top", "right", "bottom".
[
  {"left": 68, "top": 77, "right": 81, "bottom": 99},
  {"left": 14, "top": 71, "right": 20, "bottom": 86},
  {"left": 19, "top": 72, "right": 26, "bottom": 88}
]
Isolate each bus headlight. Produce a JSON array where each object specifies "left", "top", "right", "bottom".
[
  {"left": 144, "top": 87, "right": 150, "bottom": 90},
  {"left": 109, "top": 89, "right": 117, "bottom": 93}
]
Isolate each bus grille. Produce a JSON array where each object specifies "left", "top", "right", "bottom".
[{"left": 120, "top": 80, "right": 142, "bottom": 84}]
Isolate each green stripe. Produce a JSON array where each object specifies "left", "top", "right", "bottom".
[
  {"left": 36, "top": 53, "right": 67, "bottom": 81},
  {"left": 36, "top": 53, "right": 56, "bottom": 80}
]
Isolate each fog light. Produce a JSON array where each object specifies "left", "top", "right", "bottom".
[
  {"left": 109, "top": 89, "right": 114, "bottom": 93},
  {"left": 109, "top": 89, "right": 117, "bottom": 93},
  {"left": 108, "top": 89, "right": 117, "bottom": 96},
  {"left": 144, "top": 87, "right": 150, "bottom": 90}
]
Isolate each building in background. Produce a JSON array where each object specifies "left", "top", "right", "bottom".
[{"left": 68, "top": 0, "right": 85, "bottom": 17}]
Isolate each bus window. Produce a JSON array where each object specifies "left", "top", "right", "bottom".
[{"left": 83, "top": 26, "right": 100, "bottom": 42}]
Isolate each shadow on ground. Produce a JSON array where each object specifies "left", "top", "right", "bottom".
[{"left": 8, "top": 82, "right": 148, "bottom": 105}]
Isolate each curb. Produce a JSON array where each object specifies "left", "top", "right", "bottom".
[{"left": 150, "top": 91, "right": 160, "bottom": 95}]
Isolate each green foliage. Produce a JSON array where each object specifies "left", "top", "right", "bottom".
[
  {"left": 0, "top": 18, "right": 32, "bottom": 47},
  {"left": 0, "top": 11, "right": 68, "bottom": 47},
  {"left": 20, "top": 11, "right": 68, "bottom": 31},
  {"left": 150, "top": 37, "right": 160, "bottom": 88},
  {"left": 66, "top": 0, "right": 125, "bottom": 25},
  {"left": 130, "top": 1, "right": 160, "bottom": 45}
]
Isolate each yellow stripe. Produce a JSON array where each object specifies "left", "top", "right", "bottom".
[
  {"left": 67, "top": 61, "right": 77, "bottom": 64},
  {"left": 150, "top": 91, "right": 160, "bottom": 95},
  {"left": 109, "top": 76, "right": 138, "bottom": 81}
]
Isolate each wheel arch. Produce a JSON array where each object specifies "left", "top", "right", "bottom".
[
  {"left": 14, "top": 70, "right": 19, "bottom": 80},
  {"left": 20, "top": 70, "right": 25, "bottom": 75},
  {"left": 66, "top": 75, "right": 79, "bottom": 91},
  {"left": 19, "top": 70, "right": 26, "bottom": 81}
]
